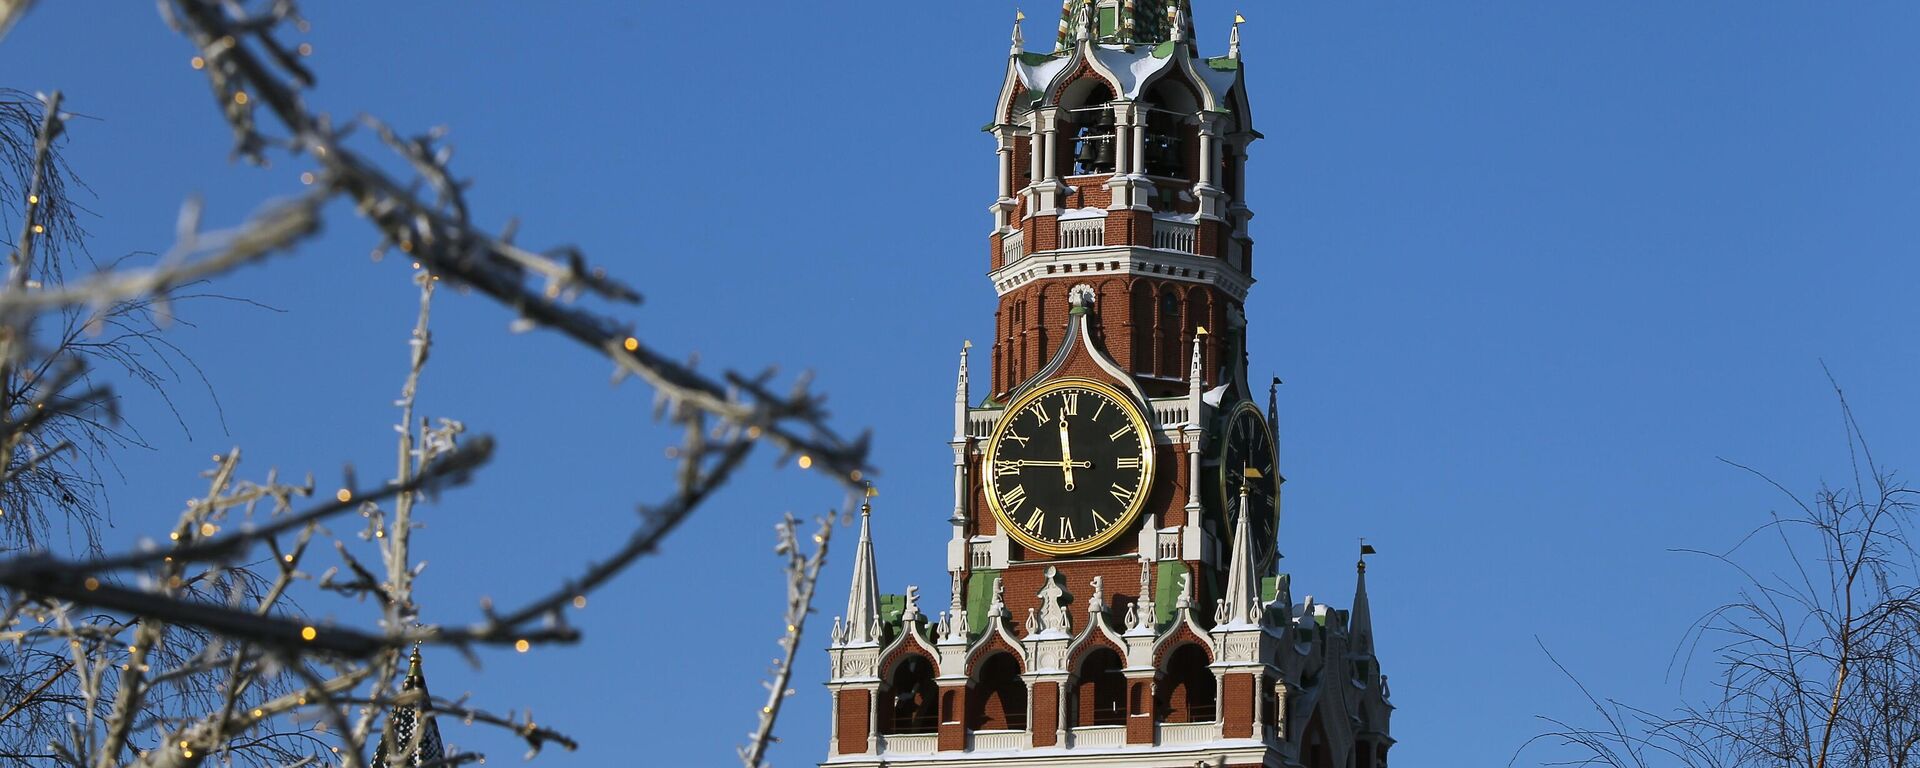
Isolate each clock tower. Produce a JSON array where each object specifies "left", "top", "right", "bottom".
[{"left": 822, "top": 3, "right": 1394, "bottom": 767}]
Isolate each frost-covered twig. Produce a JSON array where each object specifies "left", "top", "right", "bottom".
[{"left": 739, "top": 512, "right": 834, "bottom": 768}]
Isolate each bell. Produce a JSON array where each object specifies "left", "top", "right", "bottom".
[
  {"left": 1094, "top": 135, "right": 1116, "bottom": 169},
  {"left": 1077, "top": 134, "right": 1101, "bottom": 167},
  {"left": 1096, "top": 109, "right": 1116, "bottom": 130}
]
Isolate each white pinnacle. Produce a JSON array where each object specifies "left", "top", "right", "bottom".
[
  {"left": 1218, "top": 482, "right": 1263, "bottom": 627},
  {"left": 841, "top": 499, "right": 882, "bottom": 645}
]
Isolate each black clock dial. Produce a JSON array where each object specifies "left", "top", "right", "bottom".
[
  {"left": 985, "top": 379, "right": 1154, "bottom": 555},
  {"left": 1219, "top": 402, "right": 1279, "bottom": 571}
]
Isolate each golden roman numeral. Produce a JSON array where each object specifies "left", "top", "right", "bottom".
[
  {"left": 995, "top": 460, "right": 1021, "bottom": 476},
  {"left": 1116, "top": 456, "right": 1141, "bottom": 469},
  {"left": 1091, "top": 508, "right": 1111, "bottom": 526},
  {"left": 1058, "top": 517, "right": 1075, "bottom": 540},
  {"left": 1093, "top": 398, "right": 1106, "bottom": 420},
  {"left": 1062, "top": 393, "right": 1080, "bottom": 417},
  {"left": 1109, "top": 483, "right": 1134, "bottom": 504},
  {"left": 1024, "top": 506, "right": 1045, "bottom": 532},
  {"left": 1109, "top": 426, "right": 1130, "bottom": 441},
  {"left": 1002, "top": 484, "right": 1028, "bottom": 513},
  {"left": 1004, "top": 430, "right": 1030, "bottom": 446},
  {"left": 1032, "top": 404, "right": 1051, "bottom": 425}
]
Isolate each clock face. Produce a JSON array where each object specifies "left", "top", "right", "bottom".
[
  {"left": 1219, "top": 402, "right": 1279, "bottom": 570},
  {"left": 984, "top": 378, "right": 1155, "bottom": 556}
]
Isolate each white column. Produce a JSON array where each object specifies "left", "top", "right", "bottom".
[
  {"left": 1131, "top": 108, "right": 1148, "bottom": 176},
  {"left": 1039, "top": 108, "right": 1060, "bottom": 182},
  {"left": 1029, "top": 115, "right": 1045, "bottom": 187}
]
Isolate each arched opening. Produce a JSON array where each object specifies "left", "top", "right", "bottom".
[
  {"left": 1058, "top": 79, "right": 1118, "bottom": 177},
  {"left": 1186, "top": 287, "right": 1211, "bottom": 380},
  {"left": 880, "top": 655, "right": 938, "bottom": 735},
  {"left": 1034, "top": 287, "right": 1052, "bottom": 363},
  {"left": 1139, "top": 80, "right": 1198, "bottom": 180},
  {"left": 967, "top": 653, "right": 1028, "bottom": 731},
  {"left": 1303, "top": 712, "right": 1333, "bottom": 768},
  {"left": 1072, "top": 648, "right": 1127, "bottom": 727},
  {"left": 1155, "top": 644, "right": 1216, "bottom": 723},
  {"left": 1155, "top": 288, "right": 1182, "bottom": 378},
  {"left": 1129, "top": 281, "right": 1154, "bottom": 374}
]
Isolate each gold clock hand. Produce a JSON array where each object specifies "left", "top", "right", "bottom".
[
  {"left": 1058, "top": 418, "right": 1076, "bottom": 491},
  {"left": 1017, "top": 460, "right": 1091, "bottom": 468}
]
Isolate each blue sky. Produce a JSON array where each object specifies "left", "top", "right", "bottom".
[{"left": 4, "top": 2, "right": 1920, "bottom": 766}]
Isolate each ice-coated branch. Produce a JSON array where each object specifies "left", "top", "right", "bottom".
[{"left": 739, "top": 512, "right": 834, "bottom": 768}]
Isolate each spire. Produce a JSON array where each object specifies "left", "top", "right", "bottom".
[
  {"left": 951, "top": 341, "right": 972, "bottom": 526},
  {"left": 954, "top": 341, "right": 970, "bottom": 441},
  {"left": 371, "top": 646, "right": 447, "bottom": 767},
  {"left": 1268, "top": 375, "right": 1283, "bottom": 496},
  {"left": 1229, "top": 11, "right": 1244, "bottom": 59},
  {"left": 1127, "top": 556, "right": 1156, "bottom": 634},
  {"left": 1351, "top": 543, "right": 1376, "bottom": 655},
  {"left": 1011, "top": 9, "right": 1026, "bottom": 55},
  {"left": 840, "top": 492, "right": 882, "bottom": 645},
  {"left": 1187, "top": 327, "right": 1207, "bottom": 405},
  {"left": 1216, "top": 479, "right": 1262, "bottom": 627},
  {"left": 939, "top": 571, "right": 969, "bottom": 644}
]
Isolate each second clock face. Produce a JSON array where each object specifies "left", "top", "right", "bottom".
[
  {"left": 985, "top": 378, "right": 1155, "bottom": 555},
  {"left": 1219, "top": 401, "right": 1279, "bottom": 570}
]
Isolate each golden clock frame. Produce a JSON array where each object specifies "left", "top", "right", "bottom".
[{"left": 983, "top": 377, "right": 1157, "bottom": 556}]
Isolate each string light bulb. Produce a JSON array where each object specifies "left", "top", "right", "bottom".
[
  {"left": 514, "top": 639, "right": 530, "bottom": 653},
  {"left": 300, "top": 626, "right": 318, "bottom": 642},
  {"left": 334, "top": 488, "right": 352, "bottom": 503},
  {"left": 190, "top": 56, "right": 205, "bottom": 70}
]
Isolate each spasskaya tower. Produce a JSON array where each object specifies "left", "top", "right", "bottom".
[{"left": 821, "top": 3, "right": 1393, "bottom": 766}]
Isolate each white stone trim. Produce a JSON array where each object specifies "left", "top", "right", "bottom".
[{"left": 989, "top": 246, "right": 1252, "bottom": 301}]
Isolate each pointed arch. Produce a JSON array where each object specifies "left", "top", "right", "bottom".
[
  {"left": 1303, "top": 710, "right": 1334, "bottom": 768},
  {"left": 967, "top": 652, "right": 1028, "bottom": 731},
  {"left": 1185, "top": 285, "right": 1211, "bottom": 381},
  {"left": 1129, "top": 280, "right": 1154, "bottom": 375},
  {"left": 879, "top": 652, "right": 939, "bottom": 735},
  {"left": 1154, "top": 643, "right": 1215, "bottom": 724},
  {"left": 1155, "top": 285, "right": 1181, "bottom": 378},
  {"left": 1070, "top": 646, "right": 1127, "bottom": 727}
]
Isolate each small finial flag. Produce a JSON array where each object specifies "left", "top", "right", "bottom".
[
  {"left": 1360, "top": 540, "right": 1376, "bottom": 556},
  {"left": 1195, "top": 326, "right": 1209, "bottom": 336},
  {"left": 865, "top": 483, "right": 880, "bottom": 499},
  {"left": 1235, "top": 11, "right": 1246, "bottom": 24}
]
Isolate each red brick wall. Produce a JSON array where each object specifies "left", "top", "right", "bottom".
[
  {"left": 1126, "top": 679, "right": 1154, "bottom": 744},
  {"left": 937, "top": 686, "right": 966, "bottom": 751},
  {"left": 1222, "top": 673, "right": 1254, "bottom": 738},
  {"left": 836, "top": 689, "right": 869, "bottom": 756},
  {"left": 1061, "top": 174, "right": 1113, "bottom": 210},
  {"left": 1031, "top": 681, "right": 1059, "bottom": 746}
]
